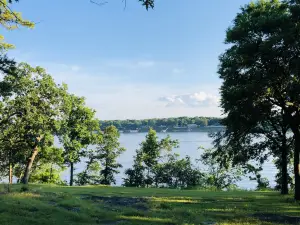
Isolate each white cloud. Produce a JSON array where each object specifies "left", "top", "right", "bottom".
[{"left": 159, "top": 92, "right": 220, "bottom": 107}]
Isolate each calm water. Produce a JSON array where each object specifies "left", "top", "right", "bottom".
[{"left": 62, "top": 132, "right": 277, "bottom": 189}]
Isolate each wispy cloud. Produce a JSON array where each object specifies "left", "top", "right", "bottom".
[{"left": 159, "top": 92, "right": 220, "bottom": 107}]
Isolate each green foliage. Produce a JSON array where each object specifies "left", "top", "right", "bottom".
[
  {"left": 217, "top": 0, "right": 300, "bottom": 199},
  {"left": 0, "top": 61, "right": 103, "bottom": 186},
  {"left": 0, "top": 62, "right": 69, "bottom": 184},
  {"left": 30, "top": 163, "right": 64, "bottom": 184},
  {"left": 200, "top": 148, "right": 243, "bottom": 190},
  {"left": 75, "top": 155, "right": 102, "bottom": 186},
  {"left": 154, "top": 154, "right": 204, "bottom": 189},
  {"left": 141, "top": 128, "right": 161, "bottom": 170},
  {"left": 0, "top": 0, "right": 34, "bottom": 51},
  {"left": 124, "top": 129, "right": 205, "bottom": 189},
  {"left": 75, "top": 126, "right": 125, "bottom": 186},
  {"left": 96, "top": 126, "right": 125, "bottom": 185},
  {"left": 140, "top": 129, "right": 179, "bottom": 187},
  {"left": 123, "top": 149, "right": 145, "bottom": 187},
  {"left": 246, "top": 164, "right": 271, "bottom": 191},
  {"left": 59, "top": 94, "right": 101, "bottom": 186},
  {"left": 29, "top": 146, "right": 66, "bottom": 185}
]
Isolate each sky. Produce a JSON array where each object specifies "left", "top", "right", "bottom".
[{"left": 3, "top": 0, "right": 250, "bottom": 120}]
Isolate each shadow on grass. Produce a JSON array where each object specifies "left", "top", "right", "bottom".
[
  {"left": 150, "top": 194, "right": 300, "bottom": 224},
  {"left": 81, "top": 195, "right": 149, "bottom": 211},
  {"left": 252, "top": 213, "right": 300, "bottom": 224},
  {"left": 118, "top": 215, "right": 176, "bottom": 225},
  {"left": 7, "top": 185, "right": 299, "bottom": 225},
  {"left": 76, "top": 192, "right": 300, "bottom": 224}
]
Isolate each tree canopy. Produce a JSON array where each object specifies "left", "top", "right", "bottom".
[
  {"left": 59, "top": 94, "right": 101, "bottom": 186},
  {"left": 216, "top": 0, "right": 300, "bottom": 199},
  {"left": 0, "top": 62, "right": 69, "bottom": 184}
]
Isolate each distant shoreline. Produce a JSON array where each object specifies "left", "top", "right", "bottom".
[
  {"left": 100, "top": 117, "right": 224, "bottom": 134},
  {"left": 119, "top": 126, "right": 225, "bottom": 134}
]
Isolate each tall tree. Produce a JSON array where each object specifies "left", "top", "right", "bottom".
[
  {"left": 95, "top": 125, "right": 125, "bottom": 185},
  {"left": 59, "top": 94, "right": 101, "bottom": 186},
  {"left": 0, "top": 63, "right": 68, "bottom": 184},
  {"left": 217, "top": 0, "right": 300, "bottom": 199},
  {"left": 141, "top": 128, "right": 179, "bottom": 186}
]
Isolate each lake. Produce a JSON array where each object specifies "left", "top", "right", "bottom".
[{"left": 62, "top": 132, "right": 277, "bottom": 189}]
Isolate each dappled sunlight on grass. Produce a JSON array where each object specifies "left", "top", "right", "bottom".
[
  {"left": 7, "top": 192, "right": 41, "bottom": 199},
  {"left": 206, "top": 208, "right": 236, "bottom": 212},
  {"left": 151, "top": 197, "right": 198, "bottom": 203},
  {"left": 221, "top": 197, "right": 244, "bottom": 200},
  {"left": 119, "top": 215, "right": 173, "bottom": 223}
]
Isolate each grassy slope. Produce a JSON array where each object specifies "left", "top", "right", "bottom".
[{"left": 0, "top": 184, "right": 300, "bottom": 225}]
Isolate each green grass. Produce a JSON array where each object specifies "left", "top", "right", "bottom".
[{"left": 0, "top": 184, "right": 300, "bottom": 225}]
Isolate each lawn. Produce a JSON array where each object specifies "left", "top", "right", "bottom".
[{"left": 0, "top": 184, "right": 299, "bottom": 225}]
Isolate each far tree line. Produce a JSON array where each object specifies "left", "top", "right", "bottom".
[{"left": 100, "top": 117, "right": 222, "bottom": 132}]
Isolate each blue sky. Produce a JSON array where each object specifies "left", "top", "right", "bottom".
[{"left": 4, "top": 0, "right": 250, "bottom": 120}]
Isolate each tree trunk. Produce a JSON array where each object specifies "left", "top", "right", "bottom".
[
  {"left": 294, "top": 131, "right": 300, "bottom": 200},
  {"left": 70, "top": 162, "right": 74, "bottom": 186},
  {"left": 104, "top": 171, "right": 108, "bottom": 185},
  {"left": 22, "top": 146, "right": 39, "bottom": 184},
  {"left": 9, "top": 163, "right": 12, "bottom": 184},
  {"left": 104, "top": 160, "right": 108, "bottom": 184},
  {"left": 281, "top": 145, "right": 289, "bottom": 195},
  {"left": 146, "top": 168, "right": 150, "bottom": 188}
]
